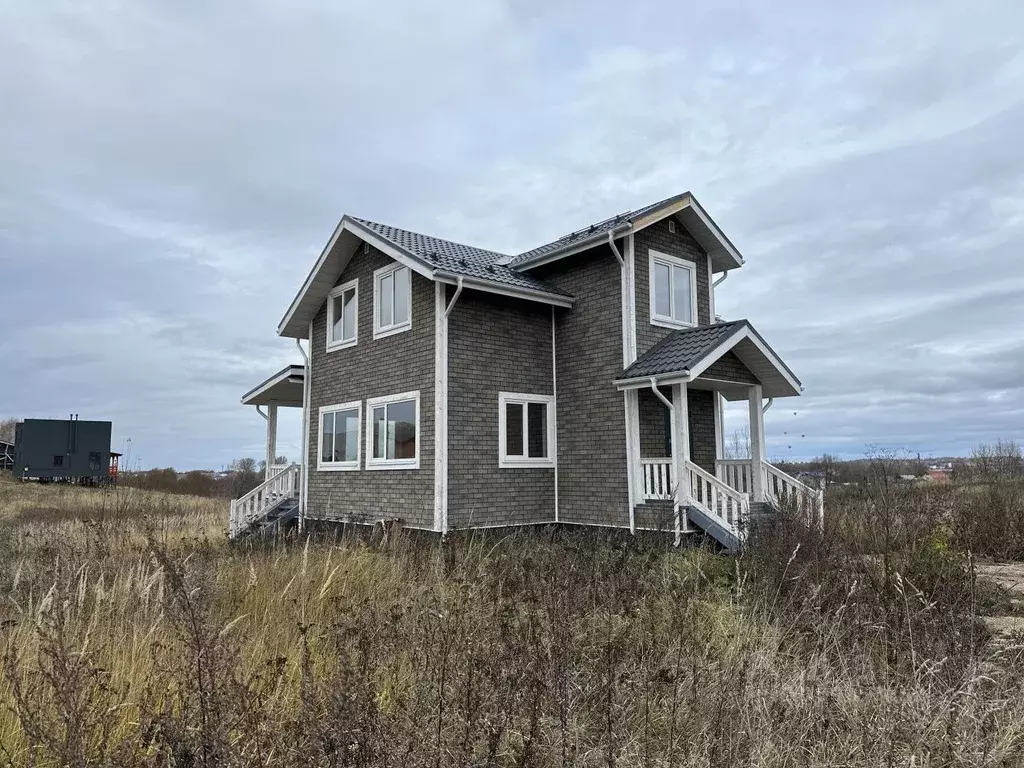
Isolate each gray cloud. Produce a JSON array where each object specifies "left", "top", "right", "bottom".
[{"left": 1, "top": 0, "right": 1023, "bottom": 468}]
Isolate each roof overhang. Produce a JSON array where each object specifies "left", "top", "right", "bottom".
[
  {"left": 512, "top": 193, "right": 744, "bottom": 274},
  {"left": 614, "top": 323, "right": 801, "bottom": 399},
  {"left": 278, "top": 217, "right": 573, "bottom": 339},
  {"left": 241, "top": 365, "right": 305, "bottom": 407}
]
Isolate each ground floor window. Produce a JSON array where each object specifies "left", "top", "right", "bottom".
[
  {"left": 319, "top": 401, "right": 361, "bottom": 471},
  {"left": 366, "top": 390, "right": 419, "bottom": 469},
  {"left": 498, "top": 392, "right": 555, "bottom": 468}
]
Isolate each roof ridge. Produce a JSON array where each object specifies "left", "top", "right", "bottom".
[{"left": 349, "top": 216, "right": 511, "bottom": 260}]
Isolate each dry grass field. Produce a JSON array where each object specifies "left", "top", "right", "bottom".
[{"left": 2, "top": 471, "right": 1024, "bottom": 767}]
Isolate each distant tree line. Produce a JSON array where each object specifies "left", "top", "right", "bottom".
[{"left": 121, "top": 456, "right": 288, "bottom": 499}]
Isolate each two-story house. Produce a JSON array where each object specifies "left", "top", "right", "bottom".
[{"left": 230, "top": 192, "right": 822, "bottom": 550}]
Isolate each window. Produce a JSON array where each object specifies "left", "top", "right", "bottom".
[
  {"left": 326, "top": 279, "right": 358, "bottom": 351},
  {"left": 53, "top": 455, "right": 63, "bottom": 468},
  {"left": 498, "top": 392, "right": 555, "bottom": 468},
  {"left": 318, "top": 402, "right": 361, "bottom": 471},
  {"left": 373, "top": 263, "right": 412, "bottom": 339},
  {"left": 88, "top": 452, "right": 101, "bottom": 470},
  {"left": 366, "top": 391, "right": 419, "bottom": 469},
  {"left": 649, "top": 250, "right": 697, "bottom": 329}
]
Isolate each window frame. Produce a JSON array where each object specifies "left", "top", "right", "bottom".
[
  {"left": 317, "top": 400, "right": 362, "bottom": 472},
  {"left": 372, "top": 263, "right": 412, "bottom": 340},
  {"left": 365, "top": 390, "right": 420, "bottom": 470},
  {"left": 326, "top": 278, "right": 359, "bottom": 352},
  {"left": 648, "top": 249, "right": 698, "bottom": 330},
  {"left": 498, "top": 392, "right": 556, "bottom": 469}
]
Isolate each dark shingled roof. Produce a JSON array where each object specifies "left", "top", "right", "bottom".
[
  {"left": 350, "top": 218, "right": 570, "bottom": 298},
  {"left": 620, "top": 320, "right": 747, "bottom": 379},
  {"left": 509, "top": 192, "right": 689, "bottom": 266}
]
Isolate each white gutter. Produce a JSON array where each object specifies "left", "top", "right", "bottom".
[
  {"left": 296, "top": 336, "right": 310, "bottom": 531},
  {"left": 432, "top": 271, "right": 574, "bottom": 308},
  {"left": 607, "top": 231, "right": 624, "bottom": 266},
  {"left": 513, "top": 222, "right": 633, "bottom": 270}
]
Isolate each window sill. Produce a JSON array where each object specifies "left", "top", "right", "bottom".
[
  {"left": 326, "top": 337, "right": 357, "bottom": 353},
  {"left": 366, "top": 459, "right": 420, "bottom": 471},
  {"left": 373, "top": 322, "right": 412, "bottom": 341},
  {"left": 317, "top": 462, "right": 359, "bottom": 472},
  {"left": 499, "top": 459, "right": 556, "bottom": 469},
  {"left": 650, "top": 316, "right": 697, "bottom": 331}
]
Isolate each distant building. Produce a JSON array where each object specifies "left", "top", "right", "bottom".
[{"left": 927, "top": 468, "right": 952, "bottom": 484}]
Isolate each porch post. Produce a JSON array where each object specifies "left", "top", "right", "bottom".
[
  {"left": 748, "top": 384, "right": 765, "bottom": 502},
  {"left": 671, "top": 382, "right": 691, "bottom": 540},
  {"left": 623, "top": 389, "right": 642, "bottom": 533},
  {"left": 265, "top": 404, "right": 278, "bottom": 479}
]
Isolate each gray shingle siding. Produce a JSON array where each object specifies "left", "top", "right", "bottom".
[
  {"left": 687, "top": 389, "right": 717, "bottom": 474},
  {"left": 634, "top": 218, "right": 712, "bottom": 359},
  {"left": 532, "top": 246, "right": 630, "bottom": 528},
  {"left": 701, "top": 351, "right": 758, "bottom": 384},
  {"left": 639, "top": 388, "right": 671, "bottom": 459},
  {"left": 307, "top": 243, "right": 435, "bottom": 529},
  {"left": 447, "top": 288, "right": 555, "bottom": 528}
]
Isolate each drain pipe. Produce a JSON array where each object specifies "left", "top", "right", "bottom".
[
  {"left": 607, "top": 231, "right": 624, "bottom": 266},
  {"left": 444, "top": 276, "right": 464, "bottom": 317},
  {"left": 296, "top": 336, "right": 310, "bottom": 531},
  {"left": 762, "top": 397, "right": 774, "bottom": 414},
  {"left": 649, "top": 377, "right": 673, "bottom": 410},
  {"left": 713, "top": 270, "right": 730, "bottom": 288}
]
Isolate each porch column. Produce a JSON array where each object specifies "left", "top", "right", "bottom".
[
  {"left": 748, "top": 385, "right": 766, "bottom": 502},
  {"left": 265, "top": 404, "right": 278, "bottom": 479},
  {"left": 671, "top": 382, "right": 691, "bottom": 538},
  {"left": 623, "top": 389, "right": 642, "bottom": 532}
]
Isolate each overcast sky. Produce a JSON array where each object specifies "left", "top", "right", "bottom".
[{"left": 1, "top": 1, "right": 1022, "bottom": 469}]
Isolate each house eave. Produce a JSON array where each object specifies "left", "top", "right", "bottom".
[{"left": 433, "top": 271, "right": 575, "bottom": 308}]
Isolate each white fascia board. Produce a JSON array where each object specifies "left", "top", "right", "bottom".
[
  {"left": 613, "top": 372, "right": 690, "bottom": 391},
  {"left": 277, "top": 217, "right": 434, "bottom": 339},
  {"left": 630, "top": 195, "right": 744, "bottom": 272},
  {"left": 686, "top": 324, "right": 802, "bottom": 395},
  {"left": 510, "top": 224, "right": 633, "bottom": 271},
  {"left": 433, "top": 272, "right": 574, "bottom": 308}
]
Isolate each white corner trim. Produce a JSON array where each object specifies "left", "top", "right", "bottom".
[
  {"left": 621, "top": 233, "right": 637, "bottom": 367},
  {"left": 325, "top": 278, "right": 358, "bottom": 352},
  {"left": 365, "top": 389, "right": 421, "bottom": 470},
  {"left": 433, "top": 283, "right": 448, "bottom": 533},
  {"left": 497, "top": 392, "right": 556, "bottom": 469},
  {"left": 316, "top": 400, "right": 362, "bottom": 471},
  {"left": 551, "top": 306, "right": 559, "bottom": 522},
  {"left": 648, "top": 249, "right": 698, "bottom": 329},
  {"left": 707, "top": 254, "right": 715, "bottom": 322},
  {"left": 372, "top": 262, "right": 413, "bottom": 340}
]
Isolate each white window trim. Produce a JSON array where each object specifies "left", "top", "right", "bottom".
[
  {"left": 326, "top": 279, "right": 359, "bottom": 352},
  {"left": 317, "top": 401, "right": 362, "bottom": 472},
  {"left": 498, "top": 392, "right": 556, "bottom": 469},
  {"left": 649, "top": 249, "right": 698, "bottom": 330},
  {"left": 365, "top": 390, "right": 420, "bottom": 470},
  {"left": 373, "top": 263, "right": 413, "bottom": 340}
]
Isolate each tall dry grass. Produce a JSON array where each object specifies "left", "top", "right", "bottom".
[{"left": 1, "top": 472, "right": 1023, "bottom": 766}]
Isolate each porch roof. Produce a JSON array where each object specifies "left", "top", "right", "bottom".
[
  {"left": 241, "top": 365, "right": 305, "bottom": 407},
  {"left": 615, "top": 320, "right": 802, "bottom": 399}
]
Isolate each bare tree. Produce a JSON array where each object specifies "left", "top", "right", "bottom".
[
  {"left": 725, "top": 425, "right": 750, "bottom": 459},
  {"left": 0, "top": 417, "right": 16, "bottom": 444}
]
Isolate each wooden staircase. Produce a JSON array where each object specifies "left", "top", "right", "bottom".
[{"left": 228, "top": 463, "right": 301, "bottom": 539}]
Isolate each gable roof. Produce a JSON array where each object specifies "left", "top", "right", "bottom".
[
  {"left": 278, "top": 217, "right": 573, "bottom": 338},
  {"left": 507, "top": 191, "right": 744, "bottom": 273},
  {"left": 616, "top": 319, "right": 802, "bottom": 399}
]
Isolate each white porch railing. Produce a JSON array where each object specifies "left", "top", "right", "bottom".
[
  {"left": 763, "top": 462, "right": 825, "bottom": 526},
  {"left": 641, "top": 458, "right": 674, "bottom": 500},
  {"left": 229, "top": 463, "right": 300, "bottom": 538},
  {"left": 715, "top": 459, "right": 824, "bottom": 526},
  {"left": 687, "top": 461, "right": 749, "bottom": 530}
]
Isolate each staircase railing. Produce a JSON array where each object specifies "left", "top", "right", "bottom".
[
  {"left": 716, "top": 459, "right": 755, "bottom": 495},
  {"left": 686, "top": 460, "right": 749, "bottom": 533},
  {"left": 229, "top": 463, "right": 300, "bottom": 538},
  {"left": 762, "top": 462, "right": 824, "bottom": 527}
]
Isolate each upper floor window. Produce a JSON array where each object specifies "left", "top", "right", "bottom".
[
  {"left": 327, "top": 279, "right": 358, "bottom": 351},
  {"left": 498, "top": 392, "right": 555, "bottom": 468},
  {"left": 373, "top": 263, "right": 411, "bottom": 339},
  {"left": 366, "top": 390, "right": 419, "bottom": 470},
  {"left": 649, "top": 250, "right": 697, "bottom": 329}
]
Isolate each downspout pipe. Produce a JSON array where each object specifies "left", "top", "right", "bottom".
[
  {"left": 607, "top": 231, "right": 624, "bottom": 266},
  {"left": 444, "top": 276, "right": 464, "bottom": 317},
  {"left": 256, "top": 405, "right": 268, "bottom": 421},
  {"left": 649, "top": 377, "right": 674, "bottom": 410},
  {"left": 762, "top": 397, "right": 774, "bottom": 414},
  {"left": 296, "top": 337, "right": 310, "bottom": 530},
  {"left": 713, "top": 270, "right": 730, "bottom": 288}
]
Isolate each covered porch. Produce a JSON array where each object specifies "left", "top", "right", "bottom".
[
  {"left": 617, "top": 320, "right": 823, "bottom": 550},
  {"left": 230, "top": 365, "right": 306, "bottom": 538}
]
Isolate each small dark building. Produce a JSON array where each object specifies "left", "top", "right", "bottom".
[{"left": 12, "top": 418, "right": 113, "bottom": 482}]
